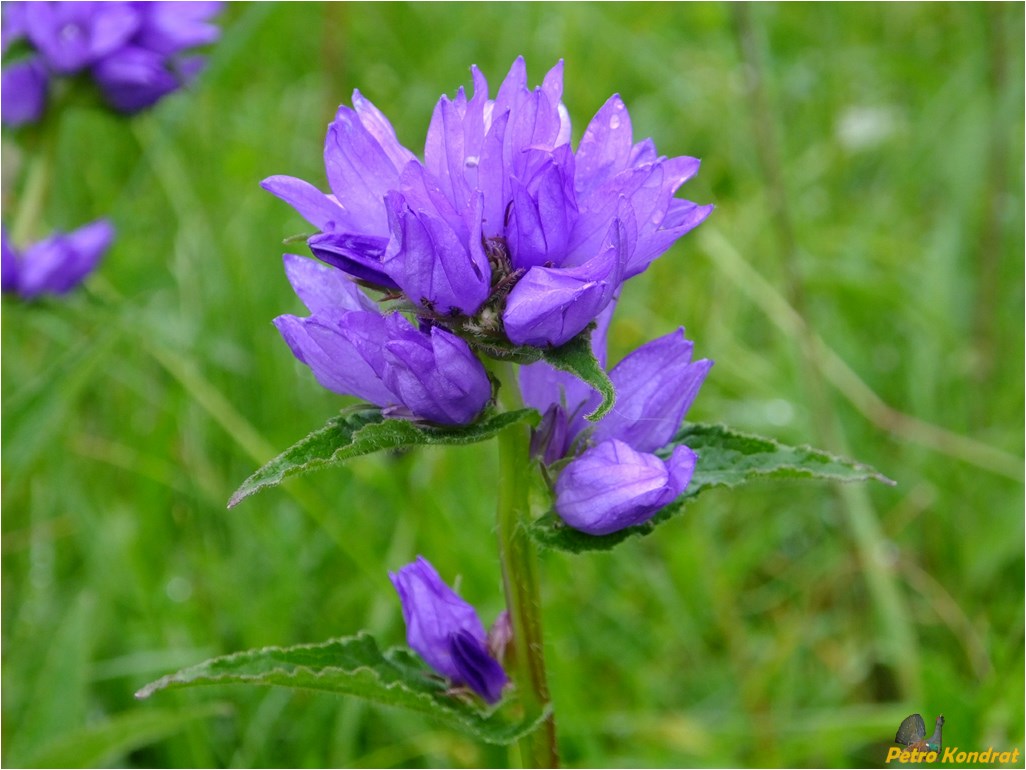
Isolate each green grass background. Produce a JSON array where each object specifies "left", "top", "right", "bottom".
[{"left": 2, "top": 3, "right": 1023, "bottom": 767}]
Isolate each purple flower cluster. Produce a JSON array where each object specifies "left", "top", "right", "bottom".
[
  {"left": 1, "top": 1, "right": 222, "bottom": 125},
  {"left": 2, "top": 220, "right": 113, "bottom": 300},
  {"left": 390, "top": 556, "right": 508, "bottom": 704},
  {"left": 266, "top": 58, "right": 710, "bottom": 432}
]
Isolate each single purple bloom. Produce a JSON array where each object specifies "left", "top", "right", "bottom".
[
  {"left": 381, "top": 317, "right": 492, "bottom": 425},
  {"left": 554, "top": 439, "right": 697, "bottom": 536},
  {"left": 274, "top": 254, "right": 490, "bottom": 425},
  {"left": 91, "top": 45, "right": 183, "bottom": 113},
  {"left": 505, "top": 145, "right": 578, "bottom": 270},
  {"left": 502, "top": 218, "right": 626, "bottom": 347},
  {"left": 23, "top": 2, "right": 139, "bottom": 74},
  {"left": 381, "top": 189, "right": 489, "bottom": 316},
  {"left": 1, "top": 57, "right": 48, "bottom": 127},
  {"left": 2, "top": 220, "right": 114, "bottom": 300},
  {"left": 390, "top": 556, "right": 508, "bottom": 704}
]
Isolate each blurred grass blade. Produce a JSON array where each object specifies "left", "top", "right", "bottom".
[
  {"left": 136, "top": 633, "right": 549, "bottom": 746},
  {"left": 531, "top": 422, "right": 894, "bottom": 553},
  {"left": 228, "top": 407, "right": 537, "bottom": 508},
  {"left": 21, "top": 704, "right": 228, "bottom": 769}
]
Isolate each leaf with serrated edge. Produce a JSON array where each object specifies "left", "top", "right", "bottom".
[
  {"left": 541, "top": 331, "right": 615, "bottom": 422},
  {"left": 136, "top": 633, "right": 549, "bottom": 746},
  {"left": 229, "top": 407, "right": 537, "bottom": 508},
  {"left": 530, "top": 422, "right": 894, "bottom": 553}
]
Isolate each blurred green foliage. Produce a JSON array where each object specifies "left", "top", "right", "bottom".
[{"left": 2, "top": 3, "right": 1022, "bottom": 767}]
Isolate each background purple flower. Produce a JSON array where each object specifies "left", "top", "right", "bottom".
[
  {"left": 0, "top": 1, "right": 222, "bottom": 124},
  {"left": 2, "top": 220, "right": 114, "bottom": 301},
  {"left": 1, "top": 58, "right": 48, "bottom": 127},
  {"left": 389, "top": 556, "right": 508, "bottom": 704}
]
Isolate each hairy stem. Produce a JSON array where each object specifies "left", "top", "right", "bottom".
[{"left": 492, "top": 361, "right": 558, "bottom": 768}]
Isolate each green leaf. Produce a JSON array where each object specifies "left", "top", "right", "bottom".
[
  {"left": 20, "top": 704, "right": 228, "bottom": 769},
  {"left": 228, "top": 407, "right": 536, "bottom": 508},
  {"left": 541, "top": 331, "right": 615, "bottom": 422},
  {"left": 530, "top": 422, "right": 894, "bottom": 553},
  {"left": 135, "top": 633, "right": 549, "bottom": 746}
]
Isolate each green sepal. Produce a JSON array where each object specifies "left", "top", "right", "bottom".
[
  {"left": 530, "top": 422, "right": 894, "bottom": 553},
  {"left": 539, "top": 331, "right": 615, "bottom": 422},
  {"left": 135, "top": 633, "right": 549, "bottom": 746},
  {"left": 228, "top": 406, "right": 537, "bottom": 508}
]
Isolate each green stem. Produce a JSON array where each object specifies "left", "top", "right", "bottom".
[
  {"left": 492, "top": 361, "right": 558, "bottom": 768},
  {"left": 11, "top": 134, "right": 55, "bottom": 246}
]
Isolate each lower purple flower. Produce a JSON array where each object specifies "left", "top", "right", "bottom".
[
  {"left": 522, "top": 325, "right": 712, "bottom": 535},
  {"left": 274, "top": 254, "right": 491, "bottom": 425},
  {"left": 390, "top": 556, "right": 508, "bottom": 704},
  {"left": 2, "top": 220, "right": 114, "bottom": 300},
  {"left": 554, "top": 440, "right": 697, "bottom": 536}
]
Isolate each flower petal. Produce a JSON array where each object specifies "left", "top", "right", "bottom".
[
  {"left": 450, "top": 629, "right": 508, "bottom": 704},
  {"left": 592, "top": 329, "right": 713, "bottom": 452},
  {"left": 273, "top": 309, "right": 395, "bottom": 405},
  {"left": 381, "top": 191, "right": 489, "bottom": 316},
  {"left": 261, "top": 175, "right": 349, "bottom": 232},
  {"left": 575, "top": 94, "right": 633, "bottom": 199},
  {"left": 308, "top": 230, "right": 395, "bottom": 288},
  {"left": 92, "top": 45, "right": 181, "bottom": 113},
  {"left": 17, "top": 219, "right": 113, "bottom": 299},
  {"left": 281, "top": 253, "right": 376, "bottom": 315},
  {"left": 323, "top": 106, "right": 407, "bottom": 234}
]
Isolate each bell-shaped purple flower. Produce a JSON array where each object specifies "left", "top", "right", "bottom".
[
  {"left": 274, "top": 254, "right": 490, "bottom": 425},
  {"left": 1, "top": 58, "right": 49, "bottom": 127},
  {"left": 503, "top": 218, "right": 626, "bottom": 347},
  {"left": 2, "top": 220, "right": 114, "bottom": 300},
  {"left": 92, "top": 45, "right": 188, "bottom": 113},
  {"left": 381, "top": 317, "right": 492, "bottom": 425},
  {"left": 591, "top": 328, "right": 713, "bottom": 452},
  {"left": 554, "top": 440, "right": 697, "bottom": 536},
  {"left": 506, "top": 145, "right": 578, "bottom": 270},
  {"left": 381, "top": 190, "right": 489, "bottom": 316},
  {"left": 22, "top": 2, "right": 139, "bottom": 74},
  {"left": 390, "top": 556, "right": 508, "bottom": 704}
]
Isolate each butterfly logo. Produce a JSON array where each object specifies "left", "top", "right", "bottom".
[{"left": 894, "top": 713, "right": 945, "bottom": 753}]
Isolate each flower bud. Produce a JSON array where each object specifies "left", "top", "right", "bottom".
[
  {"left": 390, "top": 557, "right": 508, "bottom": 704},
  {"left": 555, "top": 439, "right": 697, "bottom": 535}
]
